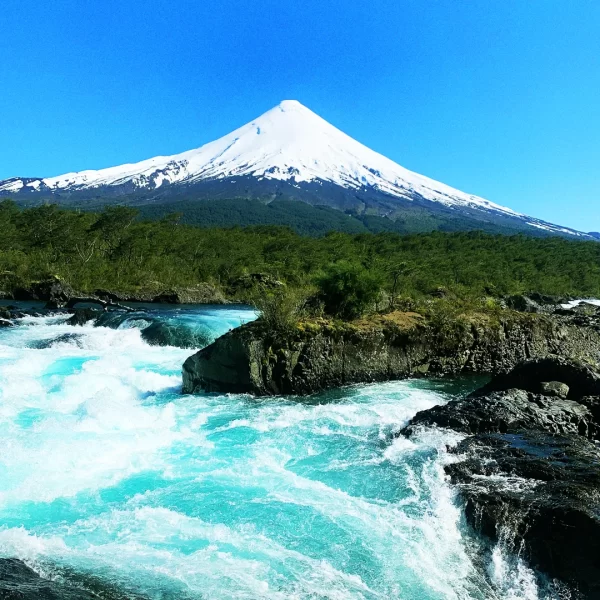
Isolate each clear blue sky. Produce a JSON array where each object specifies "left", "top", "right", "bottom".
[{"left": 1, "top": 0, "right": 599, "bottom": 231}]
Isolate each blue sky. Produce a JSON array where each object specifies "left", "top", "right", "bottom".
[{"left": 1, "top": 0, "right": 599, "bottom": 231}]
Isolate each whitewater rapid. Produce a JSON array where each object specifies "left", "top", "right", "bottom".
[{"left": 0, "top": 306, "right": 555, "bottom": 599}]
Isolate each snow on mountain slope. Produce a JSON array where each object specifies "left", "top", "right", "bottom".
[
  {"left": 0, "top": 100, "right": 589, "bottom": 237},
  {"left": 0, "top": 101, "right": 511, "bottom": 209}
]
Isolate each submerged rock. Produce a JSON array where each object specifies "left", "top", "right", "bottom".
[
  {"left": 141, "top": 321, "right": 213, "bottom": 349},
  {"left": 31, "top": 333, "right": 87, "bottom": 349},
  {"left": 0, "top": 558, "right": 158, "bottom": 600}
]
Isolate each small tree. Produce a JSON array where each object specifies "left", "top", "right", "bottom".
[
  {"left": 249, "top": 286, "right": 310, "bottom": 332},
  {"left": 316, "top": 261, "right": 383, "bottom": 320}
]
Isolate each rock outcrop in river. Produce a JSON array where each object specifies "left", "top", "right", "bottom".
[
  {"left": 0, "top": 557, "right": 155, "bottom": 599},
  {"left": 0, "top": 558, "right": 99, "bottom": 599},
  {"left": 182, "top": 308, "right": 600, "bottom": 395},
  {"left": 403, "top": 356, "right": 600, "bottom": 597}
]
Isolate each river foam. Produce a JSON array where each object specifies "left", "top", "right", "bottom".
[{"left": 0, "top": 306, "right": 564, "bottom": 599}]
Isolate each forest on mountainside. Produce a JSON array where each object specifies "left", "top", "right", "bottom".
[
  {"left": 14, "top": 196, "right": 550, "bottom": 237},
  {"left": 135, "top": 197, "right": 531, "bottom": 236},
  {"left": 1, "top": 200, "right": 599, "bottom": 300}
]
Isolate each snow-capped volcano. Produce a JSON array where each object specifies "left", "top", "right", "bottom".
[{"left": 0, "top": 100, "right": 589, "bottom": 237}]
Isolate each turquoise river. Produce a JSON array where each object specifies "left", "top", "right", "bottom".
[{"left": 0, "top": 304, "right": 567, "bottom": 599}]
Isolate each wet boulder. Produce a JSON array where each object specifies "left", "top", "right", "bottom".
[
  {"left": 446, "top": 433, "right": 600, "bottom": 598},
  {"left": 539, "top": 380, "right": 569, "bottom": 398},
  {"left": 67, "top": 308, "right": 101, "bottom": 326},
  {"left": 0, "top": 306, "right": 12, "bottom": 324},
  {"left": 474, "top": 355, "right": 600, "bottom": 400},
  {"left": 402, "top": 355, "right": 600, "bottom": 595},
  {"left": 141, "top": 321, "right": 213, "bottom": 349},
  {"left": 0, "top": 558, "right": 99, "bottom": 600},
  {"left": 404, "top": 388, "right": 597, "bottom": 439}
]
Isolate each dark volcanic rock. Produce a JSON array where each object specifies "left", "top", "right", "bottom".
[
  {"left": 539, "top": 380, "right": 569, "bottom": 398},
  {"left": 528, "top": 292, "right": 570, "bottom": 306},
  {"left": 183, "top": 312, "right": 600, "bottom": 396},
  {"left": 67, "top": 308, "right": 101, "bottom": 326},
  {"left": 94, "top": 289, "right": 152, "bottom": 303},
  {"left": 571, "top": 302, "right": 600, "bottom": 316},
  {"left": 0, "top": 307, "right": 13, "bottom": 326},
  {"left": 152, "top": 283, "right": 227, "bottom": 304},
  {"left": 141, "top": 321, "right": 213, "bottom": 349},
  {"left": 0, "top": 558, "right": 99, "bottom": 599},
  {"left": 13, "top": 277, "right": 74, "bottom": 305},
  {"left": 504, "top": 294, "right": 542, "bottom": 313},
  {"left": 44, "top": 300, "right": 60, "bottom": 310},
  {"left": 404, "top": 388, "right": 597, "bottom": 438},
  {"left": 402, "top": 356, "right": 600, "bottom": 596},
  {"left": 579, "top": 396, "right": 600, "bottom": 422},
  {"left": 474, "top": 355, "right": 600, "bottom": 400},
  {"left": 555, "top": 303, "right": 600, "bottom": 331},
  {"left": 446, "top": 433, "right": 600, "bottom": 598}
]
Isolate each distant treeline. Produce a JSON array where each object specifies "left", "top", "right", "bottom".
[{"left": 1, "top": 200, "right": 599, "bottom": 298}]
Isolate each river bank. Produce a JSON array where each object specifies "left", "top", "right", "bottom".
[{"left": 182, "top": 300, "right": 600, "bottom": 396}]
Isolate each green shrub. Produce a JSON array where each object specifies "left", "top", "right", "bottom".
[
  {"left": 249, "top": 286, "right": 311, "bottom": 332},
  {"left": 316, "top": 261, "right": 383, "bottom": 320}
]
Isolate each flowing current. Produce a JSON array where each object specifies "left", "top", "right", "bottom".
[{"left": 0, "top": 304, "right": 551, "bottom": 599}]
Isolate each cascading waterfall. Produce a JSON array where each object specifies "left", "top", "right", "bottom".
[{"left": 0, "top": 305, "right": 570, "bottom": 599}]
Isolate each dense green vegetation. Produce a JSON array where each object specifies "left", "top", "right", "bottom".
[
  {"left": 136, "top": 197, "right": 541, "bottom": 237},
  {"left": 137, "top": 198, "right": 370, "bottom": 236},
  {"left": 19, "top": 196, "right": 540, "bottom": 237},
  {"left": 1, "top": 200, "right": 600, "bottom": 304},
  {"left": 316, "top": 262, "right": 384, "bottom": 320}
]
